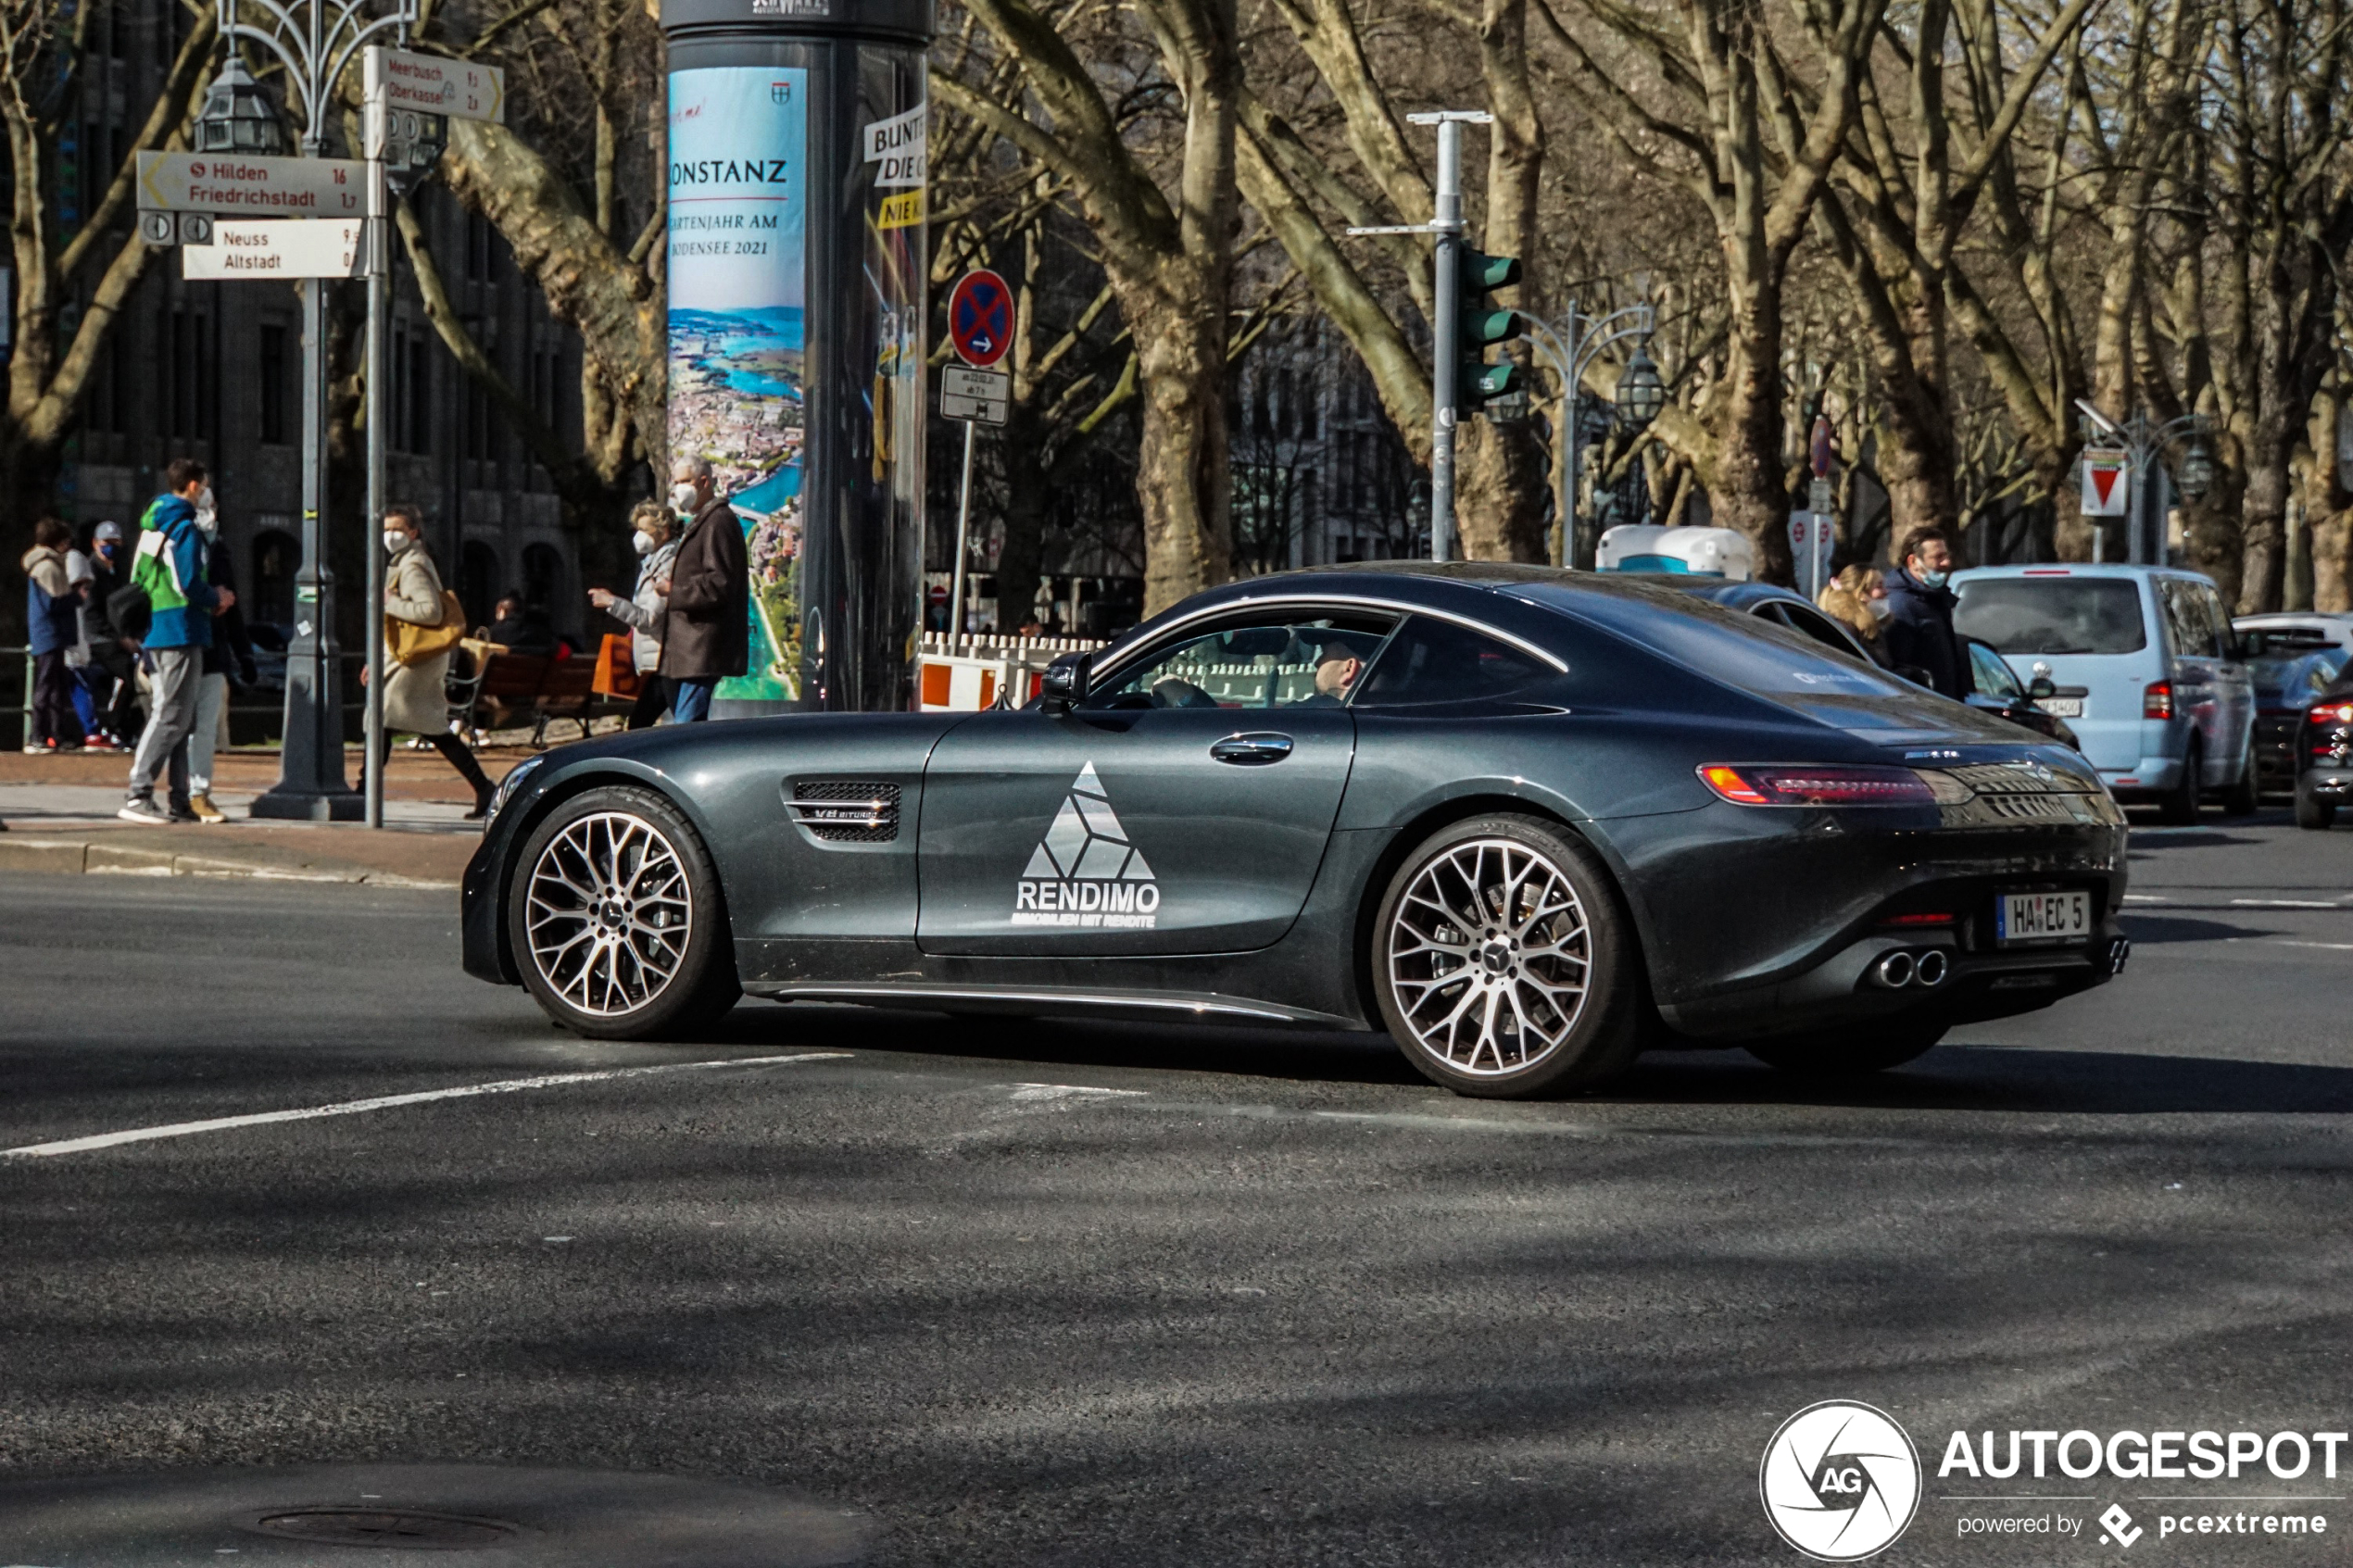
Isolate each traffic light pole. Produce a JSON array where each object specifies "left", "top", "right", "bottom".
[{"left": 1428, "top": 122, "right": 1464, "bottom": 564}]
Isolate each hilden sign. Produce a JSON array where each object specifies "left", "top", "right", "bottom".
[
  {"left": 136, "top": 152, "right": 371, "bottom": 217},
  {"left": 365, "top": 46, "right": 505, "bottom": 122},
  {"left": 183, "top": 220, "right": 366, "bottom": 281}
]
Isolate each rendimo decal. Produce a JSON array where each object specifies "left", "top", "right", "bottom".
[{"left": 1012, "top": 763, "right": 1161, "bottom": 929}]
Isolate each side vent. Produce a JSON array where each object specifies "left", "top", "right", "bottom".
[{"left": 788, "top": 781, "right": 900, "bottom": 843}]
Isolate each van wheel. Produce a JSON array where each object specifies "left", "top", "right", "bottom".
[
  {"left": 2158, "top": 742, "right": 2201, "bottom": 825},
  {"left": 2220, "top": 746, "right": 2259, "bottom": 816},
  {"left": 2296, "top": 790, "right": 2336, "bottom": 831}
]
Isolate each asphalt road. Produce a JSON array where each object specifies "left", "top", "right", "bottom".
[{"left": 5, "top": 808, "right": 2353, "bottom": 1566}]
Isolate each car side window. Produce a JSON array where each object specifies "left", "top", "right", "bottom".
[
  {"left": 2196, "top": 585, "right": 2234, "bottom": 657},
  {"left": 1081, "top": 611, "right": 1395, "bottom": 710},
  {"left": 1775, "top": 603, "right": 1870, "bottom": 659},
  {"left": 1352, "top": 616, "right": 1557, "bottom": 710},
  {"left": 2159, "top": 580, "right": 2219, "bottom": 659},
  {"left": 1968, "top": 641, "right": 2022, "bottom": 700}
]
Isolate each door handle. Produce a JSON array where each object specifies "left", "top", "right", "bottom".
[{"left": 1211, "top": 732, "right": 1294, "bottom": 765}]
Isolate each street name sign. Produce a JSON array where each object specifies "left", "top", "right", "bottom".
[
  {"left": 364, "top": 46, "right": 505, "bottom": 122},
  {"left": 182, "top": 220, "right": 366, "bottom": 281},
  {"left": 941, "top": 365, "right": 1009, "bottom": 424},
  {"left": 136, "top": 151, "right": 371, "bottom": 218},
  {"left": 2081, "top": 448, "right": 2130, "bottom": 516}
]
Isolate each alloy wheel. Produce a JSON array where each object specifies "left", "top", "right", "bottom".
[
  {"left": 523, "top": 810, "right": 695, "bottom": 1016},
  {"left": 1386, "top": 836, "right": 1591, "bottom": 1076}
]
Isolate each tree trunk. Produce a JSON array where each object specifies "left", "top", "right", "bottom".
[
  {"left": 1128, "top": 285, "right": 1233, "bottom": 615},
  {"left": 1711, "top": 297, "right": 1793, "bottom": 580}
]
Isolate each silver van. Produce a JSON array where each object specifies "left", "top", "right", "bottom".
[{"left": 1951, "top": 564, "right": 2255, "bottom": 822}]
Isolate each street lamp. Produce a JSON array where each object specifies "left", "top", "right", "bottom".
[
  {"left": 195, "top": 56, "right": 289, "bottom": 156},
  {"left": 2073, "top": 400, "right": 2212, "bottom": 566},
  {"left": 2177, "top": 441, "right": 2215, "bottom": 504},
  {"left": 1517, "top": 297, "right": 1659, "bottom": 567},
  {"left": 233, "top": 0, "right": 416, "bottom": 823}
]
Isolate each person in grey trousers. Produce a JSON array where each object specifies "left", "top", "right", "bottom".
[{"left": 121, "top": 458, "right": 233, "bottom": 824}]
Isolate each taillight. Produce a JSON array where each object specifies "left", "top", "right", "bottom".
[
  {"left": 1882, "top": 911, "right": 1956, "bottom": 926},
  {"left": 1697, "top": 764, "right": 1939, "bottom": 807},
  {"left": 2145, "top": 682, "right": 2174, "bottom": 720},
  {"left": 2310, "top": 703, "right": 2353, "bottom": 724}
]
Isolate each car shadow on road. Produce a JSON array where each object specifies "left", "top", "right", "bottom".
[
  {"left": 2116, "top": 911, "right": 2271, "bottom": 942},
  {"left": 696, "top": 1000, "right": 2353, "bottom": 1116}
]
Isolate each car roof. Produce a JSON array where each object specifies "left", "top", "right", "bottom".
[{"left": 1950, "top": 562, "right": 2213, "bottom": 584}]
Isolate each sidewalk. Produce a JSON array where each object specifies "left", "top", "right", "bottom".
[{"left": 0, "top": 744, "right": 538, "bottom": 891}]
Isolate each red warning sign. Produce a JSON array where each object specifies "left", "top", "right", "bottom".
[{"left": 2081, "top": 449, "right": 2129, "bottom": 517}]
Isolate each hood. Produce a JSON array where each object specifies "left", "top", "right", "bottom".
[{"left": 20, "top": 544, "right": 64, "bottom": 573}]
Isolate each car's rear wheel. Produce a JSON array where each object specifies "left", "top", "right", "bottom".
[
  {"left": 2296, "top": 788, "right": 2336, "bottom": 831},
  {"left": 2158, "top": 741, "right": 2202, "bottom": 824},
  {"left": 508, "top": 784, "right": 739, "bottom": 1039},
  {"left": 1371, "top": 814, "right": 1641, "bottom": 1098},
  {"left": 2221, "top": 742, "right": 2259, "bottom": 816},
  {"left": 1745, "top": 1017, "right": 1948, "bottom": 1076}
]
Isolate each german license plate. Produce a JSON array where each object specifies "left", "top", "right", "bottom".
[
  {"left": 2035, "top": 697, "right": 2083, "bottom": 718},
  {"left": 1995, "top": 889, "right": 2090, "bottom": 946}
]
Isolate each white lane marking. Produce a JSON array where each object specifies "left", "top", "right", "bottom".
[
  {"left": 0, "top": 1053, "right": 852, "bottom": 1160},
  {"left": 1008, "top": 1083, "right": 1148, "bottom": 1101},
  {"left": 2273, "top": 940, "right": 2353, "bottom": 951},
  {"left": 2231, "top": 897, "right": 2347, "bottom": 909},
  {"left": 2122, "top": 895, "right": 2169, "bottom": 904}
]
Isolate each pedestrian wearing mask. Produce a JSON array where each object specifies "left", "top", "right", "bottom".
[
  {"left": 77, "top": 521, "right": 140, "bottom": 750},
  {"left": 655, "top": 456, "right": 747, "bottom": 724},
  {"left": 369, "top": 506, "right": 496, "bottom": 818},
  {"left": 588, "top": 499, "right": 678, "bottom": 729},
  {"left": 19, "top": 517, "right": 85, "bottom": 752},
  {"left": 1882, "top": 526, "right": 1967, "bottom": 698},
  {"left": 1817, "top": 564, "right": 1891, "bottom": 661},
  {"left": 121, "top": 458, "right": 232, "bottom": 823},
  {"left": 181, "top": 491, "right": 258, "bottom": 823}
]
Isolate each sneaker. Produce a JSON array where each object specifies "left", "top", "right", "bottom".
[
  {"left": 19, "top": 744, "right": 42, "bottom": 755},
  {"left": 118, "top": 796, "right": 172, "bottom": 825},
  {"left": 188, "top": 794, "right": 227, "bottom": 823},
  {"left": 82, "top": 734, "right": 120, "bottom": 753}
]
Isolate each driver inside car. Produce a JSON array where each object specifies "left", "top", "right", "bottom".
[{"left": 1290, "top": 633, "right": 1378, "bottom": 707}]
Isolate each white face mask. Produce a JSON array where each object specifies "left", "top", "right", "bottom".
[
  {"left": 1868, "top": 596, "right": 1893, "bottom": 621},
  {"left": 633, "top": 531, "right": 658, "bottom": 557},
  {"left": 670, "top": 482, "right": 700, "bottom": 513},
  {"left": 384, "top": 530, "right": 410, "bottom": 554},
  {"left": 194, "top": 486, "right": 218, "bottom": 536}
]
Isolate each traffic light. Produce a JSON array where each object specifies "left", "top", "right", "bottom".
[{"left": 1459, "top": 247, "right": 1523, "bottom": 412}]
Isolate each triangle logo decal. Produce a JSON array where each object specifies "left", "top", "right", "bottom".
[{"left": 1011, "top": 762, "right": 1162, "bottom": 929}]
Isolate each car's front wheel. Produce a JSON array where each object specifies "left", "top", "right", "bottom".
[
  {"left": 2158, "top": 741, "right": 2202, "bottom": 825},
  {"left": 507, "top": 784, "right": 739, "bottom": 1039},
  {"left": 2220, "top": 741, "right": 2259, "bottom": 816},
  {"left": 1371, "top": 814, "right": 1641, "bottom": 1098},
  {"left": 2296, "top": 788, "right": 2336, "bottom": 831}
]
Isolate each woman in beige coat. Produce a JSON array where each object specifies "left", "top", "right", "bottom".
[{"left": 377, "top": 506, "right": 495, "bottom": 816}]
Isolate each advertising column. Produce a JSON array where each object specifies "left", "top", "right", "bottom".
[{"left": 661, "top": 0, "right": 932, "bottom": 715}]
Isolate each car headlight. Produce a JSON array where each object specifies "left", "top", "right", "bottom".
[{"left": 487, "top": 754, "right": 547, "bottom": 822}]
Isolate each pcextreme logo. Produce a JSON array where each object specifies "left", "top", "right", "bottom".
[
  {"left": 1011, "top": 762, "right": 1160, "bottom": 929},
  {"left": 1760, "top": 1400, "right": 1923, "bottom": 1561}
]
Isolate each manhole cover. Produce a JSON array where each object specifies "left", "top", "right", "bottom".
[{"left": 246, "top": 1508, "right": 520, "bottom": 1549}]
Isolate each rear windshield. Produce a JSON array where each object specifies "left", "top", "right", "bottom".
[{"left": 1955, "top": 578, "right": 2148, "bottom": 656}]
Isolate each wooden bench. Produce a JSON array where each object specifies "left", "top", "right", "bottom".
[{"left": 448, "top": 639, "right": 617, "bottom": 748}]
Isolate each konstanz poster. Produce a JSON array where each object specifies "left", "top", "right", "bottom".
[{"left": 666, "top": 66, "right": 807, "bottom": 703}]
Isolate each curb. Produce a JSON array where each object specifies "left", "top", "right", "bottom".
[{"left": 0, "top": 836, "right": 459, "bottom": 891}]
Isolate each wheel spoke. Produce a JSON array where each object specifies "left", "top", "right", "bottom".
[{"left": 1387, "top": 836, "right": 1591, "bottom": 1079}]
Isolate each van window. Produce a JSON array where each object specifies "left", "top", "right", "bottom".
[
  {"left": 2158, "top": 579, "right": 2221, "bottom": 658},
  {"left": 1954, "top": 578, "right": 2148, "bottom": 656}
]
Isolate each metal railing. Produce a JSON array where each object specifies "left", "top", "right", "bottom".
[{"left": 7, "top": 646, "right": 370, "bottom": 750}]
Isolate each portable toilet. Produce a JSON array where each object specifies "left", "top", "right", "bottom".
[{"left": 1596, "top": 524, "right": 1755, "bottom": 581}]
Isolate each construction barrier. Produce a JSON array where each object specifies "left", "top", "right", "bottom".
[{"left": 916, "top": 633, "right": 1103, "bottom": 712}]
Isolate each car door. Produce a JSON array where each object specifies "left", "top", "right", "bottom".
[
  {"left": 914, "top": 608, "right": 1393, "bottom": 957},
  {"left": 2196, "top": 580, "right": 2255, "bottom": 776},
  {"left": 2158, "top": 577, "right": 2229, "bottom": 782}
]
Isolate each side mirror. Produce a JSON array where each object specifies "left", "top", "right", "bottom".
[
  {"left": 1040, "top": 652, "right": 1090, "bottom": 714},
  {"left": 2027, "top": 675, "right": 2057, "bottom": 700}
]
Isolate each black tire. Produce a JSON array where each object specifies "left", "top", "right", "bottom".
[
  {"left": 507, "top": 784, "right": 739, "bottom": 1040},
  {"left": 1745, "top": 1017, "right": 1949, "bottom": 1077},
  {"left": 1370, "top": 813, "right": 1642, "bottom": 1099},
  {"left": 2296, "top": 789, "right": 2336, "bottom": 831},
  {"left": 2220, "top": 743, "right": 2259, "bottom": 816},
  {"left": 2158, "top": 742, "right": 2201, "bottom": 825}
]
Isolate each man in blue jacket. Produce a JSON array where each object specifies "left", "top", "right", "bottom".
[
  {"left": 121, "top": 458, "right": 234, "bottom": 823},
  {"left": 1881, "top": 525, "right": 1967, "bottom": 700}
]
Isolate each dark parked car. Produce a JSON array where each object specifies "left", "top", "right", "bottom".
[
  {"left": 2294, "top": 671, "right": 2353, "bottom": 828},
  {"left": 463, "top": 563, "right": 2129, "bottom": 1098},
  {"left": 2240, "top": 629, "right": 2349, "bottom": 798}
]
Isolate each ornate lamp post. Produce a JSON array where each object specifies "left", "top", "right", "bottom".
[
  {"left": 2075, "top": 401, "right": 2214, "bottom": 566},
  {"left": 1518, "top": 300, "right": 1661, "bottom": 567},
  {"left": 227, "top": 0, "right": 415, "bottom": 822}
]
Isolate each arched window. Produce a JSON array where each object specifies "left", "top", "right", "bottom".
[
  {"left": 460, "top": 542, "right": 502, "bottom": 632},
  {"left": 251, "top": 530, "right": 297, "bottom": 627}
]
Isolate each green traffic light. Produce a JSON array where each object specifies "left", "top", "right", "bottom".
[{"left": 1472, "top": 362, "right": 1522, "bottom": 400}]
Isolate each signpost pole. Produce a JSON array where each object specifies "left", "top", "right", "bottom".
[
  {"left": 1428, "top": 119, "right": 1462, "bottom": 564},
  {"left": 363, "top": 160, "right": 388, "bottom": 828},
  {"left": 950, "top": 419, "right": 976, "bottom": 637}
]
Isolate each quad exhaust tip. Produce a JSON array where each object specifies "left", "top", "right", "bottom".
[{"left": 1872, "top": 948, "right": 1950, "bottom": 989}]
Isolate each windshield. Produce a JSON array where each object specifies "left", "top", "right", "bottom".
[
  {"left": 2251, "top": 649, "right": 2349, "bottom": 707},
  {"left": 1955, "top": 577, "right": 2147, "bottom": 656}
]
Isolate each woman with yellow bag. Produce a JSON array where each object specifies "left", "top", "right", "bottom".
[{"left": 374, "top": 505, "right": 495, "bottom": 818}]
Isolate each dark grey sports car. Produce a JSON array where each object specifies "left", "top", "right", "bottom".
[{"left": 461, "top": 562, "right": 2130, "bottom": 1098}]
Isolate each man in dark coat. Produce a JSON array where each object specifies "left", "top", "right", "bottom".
[
  {"left": 656, "top": 455, "right": 749, "bottom": 722},
  {"left": 1881, "top": 525, "right": 1967, "bottom": 699}
]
